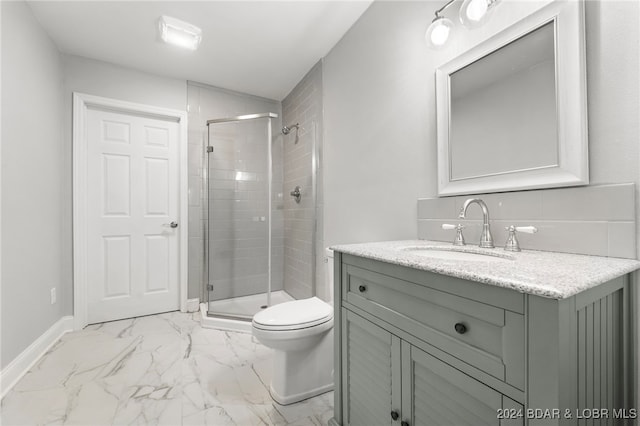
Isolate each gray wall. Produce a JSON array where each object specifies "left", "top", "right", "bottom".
[
  {"left": 2, "top": 8, "right": 190, "bottom": 368},
  {"left": 62, "top": 55, "right": 187, "bottom": 111},
  {"left": 281, "top": 61, "right": 326, "bottom": 301},
  {"left": 322, "top": 0, "right": 639, "bottom": 400},
  {"left": 323, "top": 0, "right": 640, "bottom": 252},
  {"left": 324, "top": 1, "right": 432, "bottom": 248},
  {"left": 1, "top": 1, "right": 66, "bottom": 368}
]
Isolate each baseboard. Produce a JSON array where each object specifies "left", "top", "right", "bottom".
[
  {"left": 185, "top": 298, "right": 200, "bottom": 313},
  {"left": 0, "top": 315, "right": 74, "bottom": 398}
]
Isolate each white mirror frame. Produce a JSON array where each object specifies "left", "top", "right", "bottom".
[{"left": 436, "top": 0, "right": 587, "bottom": 196}]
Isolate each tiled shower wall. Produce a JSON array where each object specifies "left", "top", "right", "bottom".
[
  {"left": 281, "top": 61, "right": 326, "bottom": 301},
  {"left": 186, "top": 82, "right": 283, "bottom": 301},
  {"left": 418, "top": 183, "right": 636, "bottom": 259},
  {"left": 207, "top": 119, "right": 281, "bottom": 301}
]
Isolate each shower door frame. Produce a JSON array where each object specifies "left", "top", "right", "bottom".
[{"left": 205, "top": 112, "right": 278, "bottom": 320}]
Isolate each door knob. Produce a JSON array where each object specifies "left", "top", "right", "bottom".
[{"left": 163, "top": 221, "right": 179, "bottom": 228}]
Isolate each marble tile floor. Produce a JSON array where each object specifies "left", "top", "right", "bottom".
[{"left": 0, "top": 312, "right": 334, "bottom": 426}]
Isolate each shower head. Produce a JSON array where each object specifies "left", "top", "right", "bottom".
[{"left": 282, "top": 123, "right": 299, "bottom": 135}]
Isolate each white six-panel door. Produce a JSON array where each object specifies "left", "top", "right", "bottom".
[{"left": 84, "top": 107, "right": 181, "bottom": 324}]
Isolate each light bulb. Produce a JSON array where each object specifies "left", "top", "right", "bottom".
[
  {"left": 459, "top": 0, "right": 493, "bottom": 28},
  {"left": 425, "top": 16, "right": 453, "bottom": 49}
]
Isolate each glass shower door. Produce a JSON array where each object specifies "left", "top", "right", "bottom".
[{"left": 206, "top": 115, "right": 273, "bottom": 320}]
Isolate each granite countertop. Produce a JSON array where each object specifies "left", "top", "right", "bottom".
[{"left": 331, "top": 240, "right": 640, "bottom": 299}]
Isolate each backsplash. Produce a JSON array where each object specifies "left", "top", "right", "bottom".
[{"left": 417, "top": 183, "right": 636, "bottom": 259}]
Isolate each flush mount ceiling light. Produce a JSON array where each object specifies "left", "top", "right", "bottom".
[
  {"left": 425, "top": 0, "right": 499, "bottom": 49},
  {"left": 159, "top": 15, "right": 202, "bottom": 51}
]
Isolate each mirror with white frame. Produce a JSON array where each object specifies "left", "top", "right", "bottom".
[{"left": 436, "top": 0, "right": 588, "bottom": 196}]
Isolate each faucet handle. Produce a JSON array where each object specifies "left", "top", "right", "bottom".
[
  {"left": 504, "top": 225, "right": 538, "bottom": 251},
  {"left": 514, "top": 226, "right": 537, "bottom": 234},
  {"left": 442, "top": 223, "right": 466, "bottom": 246}
]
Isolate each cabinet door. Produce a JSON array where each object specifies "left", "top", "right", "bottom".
[
  {"left": 342, "top": 309, "right": 401, "bottom": 426},
  {"left": 401, "top": 342, "right": 523, "bottom": 426}
]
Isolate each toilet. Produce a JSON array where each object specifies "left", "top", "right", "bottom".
[{"left": 251, "top": 249, "right": 335, "bottom": 405}]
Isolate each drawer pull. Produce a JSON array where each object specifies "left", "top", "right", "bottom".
[
  {"left": 401, "top": 422, "right": 410, "bottom": 426},
  {"left": 454, "top": 322, "right": 467, "bottom": 334},
  {"left": 390, "top": 411, "right": 399, "bottom": 421},
  {"left": 358, "top": 285, "right": 367, "bottom": 293}
]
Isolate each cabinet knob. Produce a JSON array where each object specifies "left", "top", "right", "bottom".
[
  {"left": 390, "top": 411, "right": 399, "bottom": 421},
  {"left": 401, "top": 421, "right": 410, "bottom": 426},
  {"left": 358, "top": 285, "right": 367, "bottom": 293},
  {"left": 454, "top": 322, "right": 467, "bottom": 334}
]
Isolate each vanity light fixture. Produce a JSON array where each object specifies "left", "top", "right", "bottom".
[
  {"left": 425, "top": 0, "right": 500, "bottom": 49},
  {"left": 459, "top": 0, "right": 499, "bottom": 28},
  {"left": 158, "top": 15, "right": 202, "bottom": 51},
  {"left": 426, "top": 15, "right": 454, "bottom": 49}
]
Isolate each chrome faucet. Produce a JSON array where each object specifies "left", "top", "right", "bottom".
[{"left": 459, "top": 198, "right": 494, "bottom": 248}]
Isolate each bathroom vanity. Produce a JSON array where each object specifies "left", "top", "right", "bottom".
[{"left": 329, "top": 241, "right": 639, "bottom": 426}]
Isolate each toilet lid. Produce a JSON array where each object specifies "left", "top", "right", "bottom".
[{"left": 253, "top": 297, "right": 333, "bottom": 330}]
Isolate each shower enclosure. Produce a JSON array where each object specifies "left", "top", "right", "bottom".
[{"left": 205, "top": 113, "right": 317, "bottom": 322}]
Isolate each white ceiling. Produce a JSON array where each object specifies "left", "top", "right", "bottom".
[{"left": 27, "top": 1, "right": 373, "bottom": 100}]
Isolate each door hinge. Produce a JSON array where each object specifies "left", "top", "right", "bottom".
[
  {"left": 206, "top": 146, "right": 213, "bottom": 153},
  {"left": 207, "top": 284, "right": 214, "bottom": 291}
]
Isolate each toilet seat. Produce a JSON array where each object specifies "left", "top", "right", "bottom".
[{"left": 252, "top": 297, "right": 333, "bottom": 331}]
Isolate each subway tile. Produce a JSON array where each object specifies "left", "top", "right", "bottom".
[
  {"left": 481, "top": 191, "right": 543, "bottom": 220},
  {"left": 188, "top": 238, "right": 204, "bottom": 263},
  {"left": 419, "top": 184, "right": 635, "bottom": 257},
  {"left": 187, "top": 264, "right": 203, "bottom": 294},
  {"left": 451, "top": 192, "right": 543, "bottom": 221},
  {"left": 417, "top": 219, "right": 482, "bottom": 244},
  {"left": 454, "top": 196, "right": 485, "bottom": 220},
  {"left": 541, "top": 183, "right": 635, "bottom": 221},
  {"left": 608, "top": 222, "right": 636, "bottom": 259},
  {"left": 188, "top": 176, "right": 202, "bottom": 206},
  {"left": 188, "top": 144, "right": 203, "bottom": 173},
  {"left": 417, "top": 219, "right": 433, "bottom": 241},
  {"left": 188, "top": 209, "right": 203, "bottom": 235},
  {"left": 419, "top": 219, "right": 611, "bottom": 257},
  {"left": 492, "top": 220, "right": 609, "bottom": 256}
]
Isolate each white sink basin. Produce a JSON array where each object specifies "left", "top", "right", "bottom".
[{"left": 401, "top": 247, "right": 512, "bottom": 262}]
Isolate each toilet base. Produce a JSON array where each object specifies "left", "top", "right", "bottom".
[
  {"left": 270, "top": 382, "right": 333, "bottom": 406},
  {"left": 269, "top": 328, "right": 333, "bottom": 405}
]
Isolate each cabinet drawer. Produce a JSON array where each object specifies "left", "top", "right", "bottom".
[{"left": 344, "top": 264, "right": 525, "bottom": 390}]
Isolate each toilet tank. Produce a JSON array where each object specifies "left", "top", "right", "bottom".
[{"left": 325, "top": 248, "right": 334, "bottom": 305}]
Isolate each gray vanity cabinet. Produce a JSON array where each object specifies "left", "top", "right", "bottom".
[
  {"left": 331, "top": 252, "right": 634, "bottom": 426},
  {"left": 342, "top": 309, "right": 522, "bottom": 426},
  {"left": 401, "top": 341, "right": 523, "bottom": 426},
  {"left": 342, "top": 309, "right": 400, "bottom": 426}
]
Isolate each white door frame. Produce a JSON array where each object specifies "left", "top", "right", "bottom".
[{"left": 72, "top": 92, "right": 188, "bottom": 330}]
